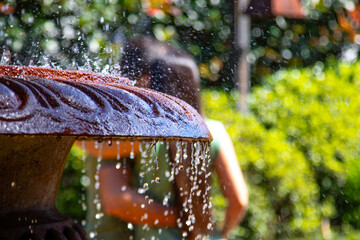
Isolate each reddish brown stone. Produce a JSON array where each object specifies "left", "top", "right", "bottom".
[{"left": 0, "top": 65, "right": 212, "bottom": 141}]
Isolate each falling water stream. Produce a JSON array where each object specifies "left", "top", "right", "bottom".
[{"left": 82, "top": 139, "right": 212, "bottom": 240}]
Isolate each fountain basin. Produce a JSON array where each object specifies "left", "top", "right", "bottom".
[{"left": 0, "top": 65, "right": 212, "bottom": 239}]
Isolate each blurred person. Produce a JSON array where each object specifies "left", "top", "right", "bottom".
[{"left": 84, "top": 36, "right": 248, "bottom": 240}]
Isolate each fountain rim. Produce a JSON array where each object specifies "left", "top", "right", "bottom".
[
  {"left": 0, "top": 134, "right": 211, "bottom": 142},
  {"left": 0, "top": 65, "right": 213, "bottom": 142},
  {"left": 0, "top": 64, "right": 131, "bottom": 85}
]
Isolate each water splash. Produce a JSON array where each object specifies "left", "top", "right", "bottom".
[
  {"left": 116, "top": 140, "right": 121, "bottom": 169},
  {"left": 85, "top": 139, "right": 212, "bottom": 239},
  {"left": 0, "top": 50, "right": 11, "bottom": 65},
  {"left": 80, "top": 140, "right": 88, "bottom": 227},
  {"left": 130, "top": 141, "right": 135, "bottom": 160},
  {"left": 92, "top": 141, "right": 104, "bottom": 238}
]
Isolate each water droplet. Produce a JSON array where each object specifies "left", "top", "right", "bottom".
[
  {"left": 81, "top": 175, "right": 90, "bottom": 187},
  {"left": 141, "top": 204, "right": 145, "bottom": 208},
  {"left": 154, "top": 219, "right": 159, "bottom": 225},
  {"left": 96, "top": 202, "right": 101, "bottom": 211},
  {"left": 164, "top": 210, "right": 169, "bottom": 216},
  {"left": 95, "top": 212, "right": 103, "bottom": 219},
  {"left": 116, "top": 141, "right": 121, "bottom": 161},
  {"left": 155, "top": 177, "right": 160, "bottom": 183},
  {"left": 163, "top": 196, "right": 169, "bottom": 205},
  {"left": 130, "top": 141, "right": 135, "bottom": 159},
  {"left": 1, "top": 50, "right": 11, "bottom": 65},
  {"left": 182, "top": 231, "right": 188, "bottom": 237},
  {"left": 138, "top": 188, "right": 146, "bottom": 194},
  {"left": 107, "top": 139, "right": 112, "bottom": 146},
  {"left": 202, "top": 203, "right": 208, "bottom": 211},
  {"left": 207, "top": 223, "right": 213, "bottom": 230},
  {"left": 127, "top": 223, "right": 134, "bottom": 230},
  {"left": 141, "top": 224, "right": 149, "bottom": 230},
  {"left": 121, "top": 185, "right": 127, "bottom": 191},
  {"left": 186, "top": 219, "right": 191, "bottom": 226},
  {"left": 116, "top": 162, "right": 121, "bottom": 169},
  {"left": 89, "top": 231, "right": 96, "bottom": 239},
  {"left": 11, "top": 182, "right": 15, "bottom": 188}
]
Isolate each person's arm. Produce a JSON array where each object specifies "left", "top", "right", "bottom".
[
  {"left": 214, "top": 131, "right": 248, "bottom": 239},
  {"left": 99, "top": 164, "right": 179, "bottom": 227}
]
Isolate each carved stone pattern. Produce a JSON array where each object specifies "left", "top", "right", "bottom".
[{"left": 0, "top": 66, "right": 211, "bottom": 141}]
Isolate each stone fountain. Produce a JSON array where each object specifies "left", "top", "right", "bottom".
[{"left": 0, "top": 65, "right": 212, "bottom": 239}]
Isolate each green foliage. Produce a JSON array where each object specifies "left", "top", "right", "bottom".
[
  {"left": 251, "top": 62, "right": 360, "bottom": 229},
  {"left": 56, "top": 146, "right": 86, "bottom": 224},
  {"left": 204, "top": 91, "right": 320, "bottom": 239},
  {"left": 203, "top": 60, "right": 360, "bottom": 239},
  {"left": 0, "top": 0, "right": 143, "bottom": 68},
  {"left": 250, "top": 0, "right": 356, "bottom": 85},
  {"left": 1, "top": 0, "right": 359, "bottom": 89},
  {"left": 0, "top": 0, "right": 233, "bottom": 86}
]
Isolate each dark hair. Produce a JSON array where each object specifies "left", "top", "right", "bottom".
[
  {"left": 120, "top": 36, "right": 154, "bottom": 80},
  {"left": 120, "top": 36, "right": 202, "bottom": 114}
]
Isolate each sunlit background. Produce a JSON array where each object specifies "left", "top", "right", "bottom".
[{"left": 2, "top": 0, "right": 360, "bottom": 239}]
